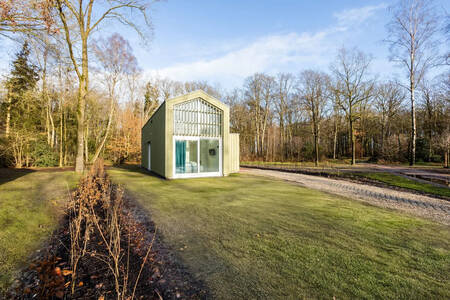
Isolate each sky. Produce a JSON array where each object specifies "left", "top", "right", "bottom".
[
  {"left": 127, "top": 0, "right": 448, "bottom": 89},
  {"left": 0, "top": 0, "right": 448, "bottom": 90}
]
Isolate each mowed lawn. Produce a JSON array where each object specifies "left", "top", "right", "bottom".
[
  {"left": 354, "top": 172, "right": 450, "bottom": 198},
  {"left": 0, "top": 169, "right": 78, "bottom": 292},
  {"left": 109, "top": 166, "right": 450, "bottom": 299}
]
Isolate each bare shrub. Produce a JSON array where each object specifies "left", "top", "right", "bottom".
[{"left": 67, "top": 159, "right": 154, "bottom": 299}]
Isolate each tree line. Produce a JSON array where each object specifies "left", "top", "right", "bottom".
[{"left": 0, "top": 0, "right": 449, "bottom": 170}]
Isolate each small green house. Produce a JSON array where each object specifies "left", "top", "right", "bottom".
[{"left": 141, "top": 90, "right": 240, "bottom": 179}]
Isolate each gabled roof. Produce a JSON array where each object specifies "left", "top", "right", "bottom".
[
  {"left": 166, "top": 90, "right": 228, "bottom": 111},
  {"left": 142, "top": 90, "right": 228, "bottom": 129}
]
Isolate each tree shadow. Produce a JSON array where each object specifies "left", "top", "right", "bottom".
[
  {"left": 108, "top": 164, "right": 166, "bottom": 179},
  {"left": 0, "top": 168, "right": 35, "bottom": 186}
]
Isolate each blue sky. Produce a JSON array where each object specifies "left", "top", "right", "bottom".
[
  {"left": 1, "top": 0, "right": 448, "bottom": 89},
  {"left": 126, "top": 0, "right": 447, "bottom": 89}
]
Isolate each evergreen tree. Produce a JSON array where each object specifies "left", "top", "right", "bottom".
[{"left": 4, "top": 41, "right": 39, "bottom": 137}]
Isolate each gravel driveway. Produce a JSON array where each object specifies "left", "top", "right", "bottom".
[{"left": 241, "top": 167, "right": 450, "bottom": 225}]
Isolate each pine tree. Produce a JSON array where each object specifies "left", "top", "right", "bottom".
[{"left": 5, "top": 41, "right": 39, "bottom": 137}]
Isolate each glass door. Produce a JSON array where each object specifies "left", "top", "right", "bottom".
[
  {"left": 200, "top": 139, "right": 220, "bottom": 173},
  {"left": 174, "top": 137, "right": 221, "bottom": 177},
  {"left": 175, "top": 140, "right": 198, "bottom": 174}
]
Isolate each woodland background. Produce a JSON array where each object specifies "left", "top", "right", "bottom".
[{"left": 0, "top": 0, "right": 449, "bottom": 170}]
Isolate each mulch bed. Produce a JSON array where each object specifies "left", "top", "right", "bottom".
[{"left": 6, "top": 193, "right": 209, "bottom": 300}]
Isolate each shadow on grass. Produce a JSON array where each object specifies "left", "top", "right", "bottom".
[
  {"left": 108, "top": 164, "right": 166, "bottom": 179},
  {"left": 0, "top": 168, "right": 35, "bottom": 186}
]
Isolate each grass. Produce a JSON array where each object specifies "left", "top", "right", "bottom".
[
  {"left": 0, "top": 169, "right": 78, "bottom": 292},
  {"left": 109, "top": 165, "right": 450, "bottom": 299},
  {"left": 354, "top": 172, "right": 450, "bottom": 198},
  {"left": 242, "top": 161, "right": 449, "bottom": 198},
  {"left": 241, "top": 160, "right": 352, "bottom": 168}
]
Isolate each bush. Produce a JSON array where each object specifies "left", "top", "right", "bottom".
[
  {"left": 0, "top": 138, "right": 13, "bottom": 167},
  {"left": 32, "top": 139, "right": 59, "bottom": 167},
  {"left": 430, "top": 154, "right": 442, "bottom": 163}
]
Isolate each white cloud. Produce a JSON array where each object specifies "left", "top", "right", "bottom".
[
  {"left": 333, "top": 3, "right": 387, "bottom": 27},
  {"left": 144, "top": 4, "right": 390, "bottom": 89}
]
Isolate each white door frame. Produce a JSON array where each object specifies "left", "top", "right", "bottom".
[{"left": 173, "top": 136, "right": 222, "bottom": 178}]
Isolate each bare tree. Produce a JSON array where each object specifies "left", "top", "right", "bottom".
[
  {"left": 298, "top": 70, "right": 331, "bottom": 166},
  {"left": 0, "top": 0, "right": 55, "bottom": 36},
  {"left": 91, "top": 33, "right": 138, "bottom": 163},
  {"left": 375, "top": 81, "right": 405, "bottom": 157},
  {"left": 331, "top": 47, "right": 374, "bottom": 165},
  {"left": 386, "top": 0, "right": 441, "bottom": 165},
  {"left": 53, "top": 0, "right": 152, "bottom": 172},
  {"left": 275, "top": 73, "right": 295, "bottom": 160},
  {"left": 244, "top": 74, "right": 264, "bottom": 157}
]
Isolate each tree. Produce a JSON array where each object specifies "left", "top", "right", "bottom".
[
  {"left": 244, "top": 73, "right": 274, "bottom": 158},
  {"left": 4, "top": 41, "right": 39, "bottom": 137},
  {"left": 53, "top": 0, "right": 152, "bottom": 172},
  {"left": 331, "top": 47, "right": 374, "bottom": 165},
  {"left": 298, "top": 70, "right": 331, "bottom": 166},
  {"left": 143, "top": 81, "right": 160, "bottom": 122},
  {"left": 386, "top": 0, "right": 441, "bottom": 165},
  {"left": 0, "top": 0, "right": 56, "bottom": 35},
  {"left": 275, "top": 73, "right": 295, "bottom": 160},
  {"left": 375, "top": 81, "right": 404, "bottom": 157},
  {"left": 91, "top": 33, "right": 138, "bottom": 163}
]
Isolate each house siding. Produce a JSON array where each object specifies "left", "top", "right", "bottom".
[{"left": 141, "top": 102, "right": 166, "bottom": 177}]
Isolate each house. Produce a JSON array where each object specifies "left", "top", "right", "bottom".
[{"left": 141, "top": 90, "right": 240, "bottom": 179}]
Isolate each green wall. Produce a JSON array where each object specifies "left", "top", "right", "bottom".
[{"left": 141, "top": 102, "right": 166, "bottom": 177}]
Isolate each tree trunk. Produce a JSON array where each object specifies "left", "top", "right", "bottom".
[
  {"left": 409, "top": 54, "right": 416, "bottom": 165},
  {"left": 380, "top": 120, "right": 385, "bottom": 157},
  {"left": 75, "top": 36, "right": 89, "bottom": 173},
  {"left": 84, "top": 125, "right": 89, "bottom": 163},
  {"left": 314, "top": 131, "right": 319, "bottom": 167},
  {"left": 444, "top": 150, "right": 448, "bottom": 168},
  {"left": 350, "top": 118, "right": 355, "bottom": 165},
  {"left": 64, "top": 108, "right": 67, "bottom": 166},
  {"left": 49, "top": 108, "right": 55, "bottom": 148},
  {"left": 5, "top": 95, "right": 11, "bottom": 138},
  {"left": 59, "top": 102, "right": 64, "bottom": 167},
  {"left": 428, "top": 129, "right": 432, "bottom": 162},
  {"left": 333, "top": 115, "right": 338, "bottom": 160},
  {"left": 91, "top": 96, "right": 115, "bottom": 163}
]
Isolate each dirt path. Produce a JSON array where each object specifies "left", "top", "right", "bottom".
[{"left": 241, "top": 167, "right": 450, "bottom": 225}]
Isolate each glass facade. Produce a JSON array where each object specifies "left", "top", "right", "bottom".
[
  {"left": 174, "top": 98, "right": 222, "bottom": 137},
  {"left": 174, "top": 98, "right": 222, "bottom": 176},
  {"left": 200, "top": 139, "right": 220, "bottom": 172},
  {"left": 175, "top": 140, "right": 198, "bottom": 174}
]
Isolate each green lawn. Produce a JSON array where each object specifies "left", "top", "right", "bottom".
[
  {"left": 0, "top": 169, "right": 78, "bottom": 292},
  {"left": 109, "top": 166, "right": 450, "bottom": 299},
  {"left": 354, "top": 172, "right": 450, "bottom": 198}
]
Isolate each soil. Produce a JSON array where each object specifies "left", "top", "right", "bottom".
[{"left": 5, "top": 193, "right": 209, "bottom": 300}]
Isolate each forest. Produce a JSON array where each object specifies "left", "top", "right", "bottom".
[{"left": 0, "top": 0, "right": 448, "bottom": 171}]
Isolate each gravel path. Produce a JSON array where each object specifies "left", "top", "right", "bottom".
[{"left": 241, "top": 167, "right": 450, "bottom": 225}]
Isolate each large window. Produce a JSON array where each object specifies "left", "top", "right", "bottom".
[
  {"left": 175, "top": 140, "right": 198, "bottom": 174},
  {"left": 174, "top": 98, "right": 222, "bottom": 137},
  {"left": 174, "top": 137, "right": 221, "bottom": 176}
]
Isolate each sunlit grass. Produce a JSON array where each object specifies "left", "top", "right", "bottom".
[
  {"left": 109, "top": 165, "right": 450, "bottom": 299},
  {"left": 354, "top": 172, "right": 450, "bottom": 198},
  {"left": 0, "top": 169, "right": 78, "bottom": 292}
]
